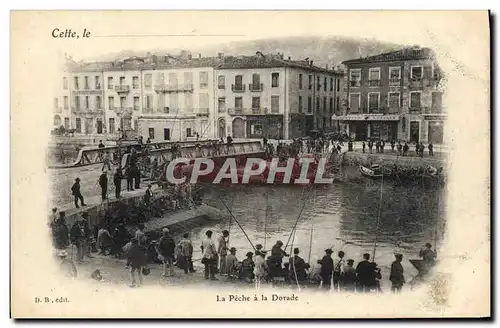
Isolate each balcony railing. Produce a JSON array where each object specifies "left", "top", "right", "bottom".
[
  {"left": 368, "top": 79, "right": 381, "bottom": 87},
  {"left": 423, "top": 106, "right": 447, "bottom": 115},
  {"left": 72, "top": 107, "right": 104, "bottom": 115},
  {"left": 249, "top": 83, "right": 264, "bottom": 92},
  {"left": 72, "top": 89, "right": 103, "bottom": 95},
  {"left": 115, "top": 85, "right": 130, "bottom": 93},
  {"left": 231, "top": 84, "right": 246, "bottom": 92},
  {"left": 409, "top": 107, "right": 422, "bottom": 114},
  {"left": 228, "top": 107, "right": 266, "bottom": 115},
  {"left": 389, "top": 78, "right": 401, "bottom": 86},
  {"left": 197, "top": 108, "right": 210, "bottom": 116},
  {"left": 154, "top": 84, "right": 194, "bottom": 93}
]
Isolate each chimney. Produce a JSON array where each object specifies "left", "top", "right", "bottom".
[{"left": 198, "top": 53, "right": 202, "bottom": 59}]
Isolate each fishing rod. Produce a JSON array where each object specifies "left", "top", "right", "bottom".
[
  {"left": 289, "top": 220, "right": 302, "bottom": 292},
  {"left": 284, "top": 184, "right": 314, "bottom": 252},
  {"left": 217, "top": 194, "right": 257, "bottom": 251},
  {"left": 307, "top": 225, "right": 314, "bottom": 264},
  {"left": 372, "top": 173, "right": 384, "bottom": 262}
]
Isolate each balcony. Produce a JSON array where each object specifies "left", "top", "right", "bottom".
[
  {"left": 72, "top": 88, "right": 103, "bottom": 95},
  {"left": 249, "top": 83, "right": 264, "bottom": 92},
  {"left": 154, "top": 84, "right": 194, "bottom": 93},
  {"left": 228, "top": 108, "right": 266, "bottom": 116},
  {"left": 423, "top": 106, "right": 447, "bottom": 115},
  {"left": 196, "top": 108, "right": 210, "bottom": 116},
  {"left": 231, "top": 84, "right": 246, "bottom": 93},
  {"left": 115, "top": 85, "right": 130, "bottom": 93},
  {"left": 409, "top": 78, "right": 424, "bottom": 89},
  {"left": 368, "top": 79, "right": 381, "bottom": 87},
  {"left": 409, "top": 107, "right": 422, "bottom": 114},
  {"left": 72, "top": 107, "right": 104, "bottom": 115},
  {"left": 389, "top": 78, "right": 401, "bottom": 86}
]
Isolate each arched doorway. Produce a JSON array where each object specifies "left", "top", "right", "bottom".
[
  {"left": 232, "top": 117, "right": 245, "bottom": 138},
  {"left": 218, "top": 118, "right": 226, "bottom": 138},
  {"left": 53, "top": 115, "right": 61, "bottom": 127}
]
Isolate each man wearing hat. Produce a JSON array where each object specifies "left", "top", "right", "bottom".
[
  {"left": 240, "top": 251, "right": 254, "bottom": 282},
  {"left": 390, "top": 254, "right": 405, "bottom": 293},
  {"left": 125, "top": 238, "right": 148, "bottom": 288},
  {"left": 158, "top": 228, "right": 176, "bottom": 277},
  {"left": 289, "top": 248, "right": 310, "bottom": 283},
  {"left": 113, "top": 168, "right": 123, "bottom": 199},
  {"left": 178, "top": 232, "right": 195, "bottom": 274},
  {"left": 99, "top": 171, "right": 108, "bottom": 201},
  {"left": 318, "top": 249, "right": 334, "bottom": 290},
  {"left": 49, "top": 207, "right": 58, "bottom": 228},
  {"left": 343, "top": 259, "right": 357, "bottom": 292},
  {"left": 217, "top": 230, "right": 229, "bottom": 275},
  {"left": 144, "top": 184, "right": 154, "bottom": 205},
  {"left": 419, "top": 243, "right": 437, "bottom": 264},
  {"left": 225, "top": 247, "right": 239, "bottom": 279},
  {"left": 269, "top": 240, "right": 288, "bottom": 280},
  {"left": 71, "top": 177, "right": 86, "bottom": 208},
  {"left": 57, "top": 249, "right": 77, "bottom": 279},
  {"left": 201, "top": 230, "right": 217, "bottom": 280},
  {"left": 52, "top": 211, "right": 69, "bottom": 251},
  {"left": 355, "top": 253, "right": 373, "bottom": 292},
  {"left": 70, "top": 212, "right": 92, "bottom": 262}
]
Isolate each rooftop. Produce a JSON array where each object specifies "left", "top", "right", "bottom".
[{"left": 342, "top": 47, "right": 434, "bottom": 65}]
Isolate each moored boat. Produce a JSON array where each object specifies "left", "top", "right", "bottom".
[{"left": 359, "top": 164, "right": 383, "bottom": 178}]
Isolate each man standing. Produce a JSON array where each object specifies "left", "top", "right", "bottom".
[
  {"left": 144, "top": 184, "right": 154, "bottom": 205},
  {"left": 419, "top": 242, "right": 437, "bottom": 276},
  {"left": 428, "top": 142, "right": 434, "bottom": 156},
  {"left": 269, "top": 240, "right": 288, "bottom": 280},
  {"left": 134, "top": 223, "right": 147, "bottom": 247},
  {"left": 71, "top": 178, "right": 86, "bottom": 208},
  {"left": 158, "top": 228, "right": 176, "bottom": 277},
  {"left": 52, "top": 211, "right": 69, "bottom": 251},
  {"left": 70, "top": 212, "right": 92, "bottom": 262},
  {"left": 355, "top": 253, "right": 373, "bottom": 292},
  {"left": 397, "top": 141, "right": 403, "bottom": 155},
  {"left": 102, "top": 151, "right": 111, "bottom": 171},
  {"left": 113, "top": 168, "right": 123, "bottom": 199},
  {"left": 342, "top": 259, "right": 357, "bottom": 292},
  {"left": 201, "top": 230, "right": 217, "bottom": 280},
  {"left": 134, "top": 164, "right": 142, "bottom": 190},
  {"left": 368, "top": 140, "right": 373, "bottom": 153},
  {"left": 217, "top": 230, "right": 229, "bottom": 275},
  {"left": 288, "top": 248, "right": 310, "bottom": 283},
  {"left": 333, "top": 250, "right": 346, "bottom": 291},
  {"left": 125, "top": 238, "right": 147, "bottom": 288},
  {"left": 178, "top": 232, "right": 195, "bottom": 274},
  {"left": 318, "top": 249, "right": 334, "bottom": 290},
  {"left": 126, "top": 165, "right": 134, "bottom": 191},
  {"left": 403, "top": 142, "right": 409, "bottom": 156},
  {"left": 390, "top": 253, "right": 405, "bottom": 292},
  {"left": 99, "top": 171, "right": 108, "bottom": 201},
  {"left": 362, "top": 141, "right": 366, "bottom": 153},
  {"left": 390, "top": 140, "right": 395, "bottom": 152}
]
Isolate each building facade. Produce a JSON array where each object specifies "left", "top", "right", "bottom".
[
  {"left": 52, "top": 57, "right": 74, "bottom": 130},
  {"left": 215, "top": 53, "right": 343, "bottom": 140},
  {"left": 336, "top": 47, "right": 446, "bottom": 143}
]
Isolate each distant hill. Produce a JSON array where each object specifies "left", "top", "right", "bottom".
[{"left": 89, "top": 36, "right": 404, "bottom": 67}]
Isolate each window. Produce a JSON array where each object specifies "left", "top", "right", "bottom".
[
  {"left": 168, "top": 73, "right": 178, "bottom": 86},
  {"left": 388, "top": 92, "right": 400, "bottom": 112},
  {"left": 184, "top": 72, "right": 193, "bottom": 86},
  {"left": 298, "top": 74, "right": 303, "bottom": 89},
  {"left": 120, "top": 96, "right": 126, "bottom": 108},
  {"left": 316, "top": 76, "right": 320, "bottom": 90},
  {"left": 324, "top": 77, "right": 327, "bottom": 91},
  {"left": 54, "top": 98, "right": 59, "bottom": 109},
  {"left": 74, "top": 77, "right": 79, "bottom": 90},
  {"left": 272, "top": 73, "right": 279, "bottom": 87},
  {"left": 349, "top": 69, "right": 361, "bottom": 87},
  {"left": 368, "top": 93, "right": 379, "bottom": 112},
  {"left": 410, "top": 92, "right": 421, "bottom": 109},
  {"left": 316, "top": 98, "right": 320, "bottom": 111},
  {"left": 252, "top": 97, "right": 260, "bottom": 110},
  {"left": 63, "top": 96, "right": 68, "bottom": 109},
  {"left": 411, "top": 66, "right": 423, "bottom": 80},
  {"left": 156, "top": 73, "right": 164, "bottom": 84},
  {"left": 95, "top": 76, "right": 100, "bottom": 89},
  {"left": 369, "top": 68, "right": 381, "bottom": 87},
  {"left": 323, "top": 97, "right": 327, "bottom": 112},
  {"left": 336, "top": 96, "right": 340, "bottom": 111},
  {"left": 64, "top": 118, "right": 69, "bottom": 129},
  {"left": 307, "top": 96, "right": 312, "bottom": 113},
  {"left": 349, "top": 93, "right": 361, "bottom": 113},
  {"left": 75, "top": 118, "right": 81, "bottom": 133},
  {"left": 156, "top": 93, "right": 165, "bottom": 111},
  {"left": 432, "top": 92, "right": 442, "bottom": 112},
  {"left": 169, "top": 94, "right": 178, "bottom": 109},
  {"left": 252, "top": 74, "right": 261, "bottom": 90},
  {"left": 148, "top": 128, "right": 155, "bottom": 139},
  {"left": 199, "top": 93, "right": 209, "bottom": 110},
  {"left": 74, "top": 96, "right": 80, "bottom": 109},
  {"left": 96, "top": 96, "right": 101, "bottom": 109},
  {"left": 107, "top": 77, "right": 113, "bottom": 90},
  {"left": 134, "top": 96, "right": 140, "bottom": 110},
  {"left": 234, "top": 75, "right": 243, "bottom": 91},
  {"left": 308, "top": 75, "right": 312, "bottom": 90},
  {"left": 336, "top": 79, "right": 340, "bottom": 92},
  {"left": 108, "top": 118, "right": 115, "bottom": 133},
  {"left": 63, "top": 77, "right": 68, "bottom": 90},
  {"left": 217, "top": 75, "right": 225, "bottom": 89},
  {"left": 132, "top": 76, "right": 139, "bottom": 89},
  {"left": 186, "top": 128, "right": 192, "bottom": 138},
  {"left": 235, "top": 97, "right": 243, "bottom": 109},
  {"left": 185, "top": 93, "right": 193, "bottom": 112},
  {"left": 199, "top": 71, "right": 209, "bottom": 88},
  {"left": 108, "top": 96, "right": 114, "bottom": 110},
  {"left": 389, "top": 67, "right": 401, "bottom": 82},
  {"left": 329, "top": 97, "right": 333, "bottom": 112},
  {"left": 330, "top": 77, "right": 334, "bottom": 92},
  {"left": 298, "top": 96, "right": 303, "bottom": 113},
  {"left": 271, "top": 96, "right": 280, "bottom": 113},
  {"left": 119, "top": 77, "right": 125, "bottom": 86},
  {"left": 218, "top": 97, "right": 226, "bottom": 112},
  {"left": 144, "top": 74, "right": 152, "bottom": 89},
  {"left": 84, "top": 76, "right": 89, "bottom": 89}
]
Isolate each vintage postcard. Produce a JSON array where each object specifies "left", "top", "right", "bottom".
[{"left": 10, "top": 11, "right": 490, "bottom": 318}]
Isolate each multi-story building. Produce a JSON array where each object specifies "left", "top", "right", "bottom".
[
  {"left": 52, "top": 56, "right": 75, "bottom": 130},
  {"left": 215, "top": 52, "right": 343, "bottom": 140},
  {"left": 336, "top": 47, "right": 446, "bottom": 143}
]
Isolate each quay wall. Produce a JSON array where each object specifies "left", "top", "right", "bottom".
[{"left": 341, "top": 152, "right": 447, "bottom": 170}]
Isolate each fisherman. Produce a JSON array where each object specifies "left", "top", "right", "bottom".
[
  {"left": 99, "top": 171, "right": 108, "bottom": 201},
  {"left": 333, "top": 250, "right": 346, "bottom": 291},
  {"left": 70, "top": 212, "right": 92, "bottom": 263},
  {"left": 318, "top": 249, "right": 334, "bottom": 290},
  {"left": 125, "top": 238, "right": 148, "bottom": 288},
  {"left": 390, "top": 254, "right": 405, "bottom": 293},
  {"left": 372, "top": 262, "right": 383, "bottom": 292},
  {"left": 419, "top": 242, "right": 437, "bottom": 265},
  {"left": 288, "top": 248, "right": 310, "bottom": 283},
  {"left": 113, "top": 168, "right": 123, "bottom": 198},
  {"left": 52, "top": 212, "right": 69, "bottom": 251},
  {"left": 201, "top": 230, "right": 218, "bottom": 280},
  {"left": 268, "top": 240, "right": 288, "bottom": 280},
  {"left": 362, "top": 141, "right": 366, "bottom": 153},
  {"left": 158, "top": 228, "right": 176, "bottom": 277},
  {"left": 71, "top": 177, "right": 86, "bottom": 208},
  {"left": 144, "top": 184, "right": 154, "bottom": 205},
  {"left": 225, "top": 247, "right": 239, "bottom": 279},
  {"left": 178, "top": 232, "right": 195, "bottom": 274},
  {"left": 96, "top": 224, "right": 113, "bottom": 256},
  {"left": 239, "top": 251, "right": 255, "bottom": 283},
  {"left": 254, "top": 249, "right": 267, "bottom": 289},
  {"left": 102, "top": 151, "right": 111, "bottom": 171},
  {"left": 342, "top": 259, "right": 357, "bottom": 292},
  {"left": 355, "top": 253, "right": 373, "bottom": 292},
  {"left": 217, "top": 230, "right": 229, "bottom": 275},
  {"left": 428, "top": 142, "right": 434, "bottom": 156}
]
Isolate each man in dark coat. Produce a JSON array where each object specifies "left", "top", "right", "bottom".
[
  {"left": 134, "top": 164, "right": 141, "bottom": 189},
  {"left": 158, "top": 228, "right": 176, "bottom": 277},
  {"left": 390, "top": 254, "right": 405, "bottom": 292},
  {"left": 99, "top": 171, "right": 108, "bottom": 201},
  {"left": 318, "top": 249, "right": 334, "bottom": 290},
  {"left": 125, "top": 238, "right": 148, "bottom": 288},
  {"left": 355, "top": 253, "right": 373, "bottom": 292},
  {"left": 71, "top": 177, "right": 86, "bottom": 208},
  {"left": 268, "top": 240, "right": 288, "bottom": 279},
  {"left": 144, "top": 184, "right": 154, "bottom": 205},
  {"left": 70, "top": 212, "right": 92, "bottom": 262},
  {"left": 52, "top": 212, "right": 69, "bottom": 250},
  {"left": 288, "top": 248, "right": 310, "bottom": 283},
  {"left": 113, "top": 168, "right": 123, "bottom": 198},
  {"left": 126, "top": 165, "right": 134, "bottom": 191}
]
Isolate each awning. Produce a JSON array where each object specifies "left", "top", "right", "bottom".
[{"left": 332, "top": 114, "right": 401, "bottom": 121}]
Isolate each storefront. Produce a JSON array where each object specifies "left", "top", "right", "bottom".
[
  {"left": 266, "top": 115, "right": 284, "bottom": 139},
  {"left": 333, "top": 114, "right": 401, "bottom": 141},
  {"left": 246, "top": 116, "right": 266, "bottom": 139},
  {"left": 424, "top": 115, "right": 446, "bottom": 144},
  {"left": 288, "top": 113, "right": 306, "bottom": 139}
]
